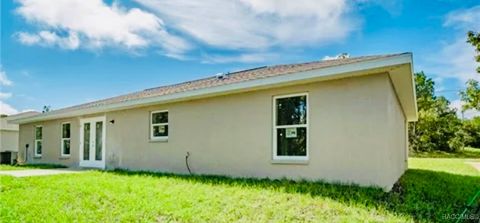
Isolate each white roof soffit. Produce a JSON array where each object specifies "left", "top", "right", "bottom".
[{"left": 11, "top": 53, "right": 417, "bottom": 124}]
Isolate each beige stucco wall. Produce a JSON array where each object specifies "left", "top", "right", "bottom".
[
  {"left": 18, "top": 118, "right": 79, "bottom": 166},
  {"left": 18, "top": 72, "right": 407, "bottom": 190},
  {"left": 384, "top": 78, "right": 408, "bottom": 188},
  {"left": 1, "top": 117, "right": 19, "bottom": 152},
  {"left": 1, "top": 130, "right": 19, "bottom": 152}
]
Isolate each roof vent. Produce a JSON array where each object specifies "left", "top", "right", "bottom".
[
  {"left": 215, "top": 72, "right": 227, "bottom": 80},
  {"left": 337, "top": 53, "right": 350, "bottom": 59},
  {"left": 322, "top": 53, "right": 350, "bottom": 61}
]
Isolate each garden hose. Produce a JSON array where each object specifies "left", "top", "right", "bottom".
[
  {"left": 455, "top": 190, "right": 480, "bottom": 223},
  {"left": 185, "top": 152, "right": 192, "bottom": 174}
]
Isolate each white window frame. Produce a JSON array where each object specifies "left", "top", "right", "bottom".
[
  {"left": 272, "top": 93, "right": 309, "bottom": 161},
  {"left": 150, "top": 110, "right": 169, "bottom": 141},
  {"left": 61, "top": 122, "right": 71, "bottom": 157},
  {"left": 34, "top": 125, "right": 43, "bottom": 157}
]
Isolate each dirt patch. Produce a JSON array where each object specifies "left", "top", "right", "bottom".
[
  {"left": 0, "top": 168, "right": 84, "bottom": 177},
  {"left": 467, "top": 162, "right": 480, "bottom": 171}
]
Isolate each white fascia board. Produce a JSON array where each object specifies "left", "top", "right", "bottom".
[
  {"left": 12, "top": 54, "right": 413, "bottom": 124},
  {"left": 408, "top": 54, "right": 418, "bottom": 121}
]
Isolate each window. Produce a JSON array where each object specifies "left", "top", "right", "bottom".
[
  {"left": 35, "top": 126, "right": 43, "bottom": 157},
  {"left": 151, "top": 111, "right": 168, "bottom": 140},
  {"left": 273, "top": 93, "right": 308, "bottom": 160},
  {"left": 61, "top": 123, "right": 71, "bottom": 156}
]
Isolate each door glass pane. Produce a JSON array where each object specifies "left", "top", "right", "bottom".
[
  {"left": 83, "top": 123, "right": 90, "bottom": 160},
  {"left": 95, "top": 121, "right": 103, "bottom": 161},
  {"left": 276, "top": 127, "right": 307, "bottom": 156},
  {"left": 276, "top": 96, "right": 307, "bottom": 126}
]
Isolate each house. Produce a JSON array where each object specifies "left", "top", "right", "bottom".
[
  {"left": 8, "top": 53, "right": 417, "bottom": 190},
  {"left": 0, "top": 115, "right": 19, "bottom": 164},
  {"left": 1, "top": 112, "right": 40, "bottom": 164}
]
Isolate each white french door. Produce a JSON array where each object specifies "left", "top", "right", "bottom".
[{"left": 79, "top": 116, "right": 106, "bottom": 169}]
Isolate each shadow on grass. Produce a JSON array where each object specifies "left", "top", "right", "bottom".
[{"left": 111, "top": 168, "right": 480, "bottom": 223}]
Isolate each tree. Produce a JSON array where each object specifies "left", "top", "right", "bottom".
[
  {"left": 463, "top": 117, "right": 480, "bottom": 148},
  {"left": 460, "top": 79, "right": 480, "bottom": 111},
  {"left": 459, "top": 31, "right": 480, "bottom": 148},
  {"left": 409, "top": 72, "right": 465, "bottom": 152},
  {"left": 42, "top": 105, "right": 51, "bottom": 113},
  {"left": 414, "top": 71, "right": 436, "bottom": 110},
  {"left": 467, "top": 31, "right": 480, "bottom": 73},
  {"left": 460, "top": 31, "right": 480, "bottom": 110}
]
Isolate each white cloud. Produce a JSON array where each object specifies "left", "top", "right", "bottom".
[
  {"left": 0, "top": 67, "right": 19, "bottom": 115},
  {"left": 425, "top": 38, "right": 479, "bottom": 83},
  {"left": 0, "top": 101, "right": 18, "bottom": 115},
  {"left": 0, "top": 92, "right": 12, "bottom": 100},
  {"left": 136, "top": 0, "right": 358, "bottom": 50},
  {"left": 450, "top": 99, "right": 480, "bottom": 119},
  {"left": 421, "top": 6, "right": 480, "bottom": 84},
  {"left": 17, "top": 31, "right": 80, "bottom": 50},
  {"left": 0, "top": 67, "right": 13, "bottom": 86},
  {"left": 444, "top": 6, "right": 480, "bottom": 31},
  {"left": 13, "top": 0, "right": 398, "bottom": 62},
  {"left": 20, "top": 109, "right": 37, "bottom": 113},
  {"left": 14, "top": 0, "right": 190, "bottom": 55},
  {"left": 17, "top": 32, "right": 40, "bottom": 45},
  {"left": 202, "top": 53, "right": 278, "bottom": 64}
]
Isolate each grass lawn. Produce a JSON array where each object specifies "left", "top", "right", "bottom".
[{"left": 1, "top": 158, "right": 479, "bottom": 222}]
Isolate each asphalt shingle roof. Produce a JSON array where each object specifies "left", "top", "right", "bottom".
[{"left": 46, "top": 53, "right": 407, "bottom": 115}]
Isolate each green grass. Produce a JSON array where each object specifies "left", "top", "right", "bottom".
[
  {"left": 0, "top": 163, "right": 67, "bottom": 171},
  {"left": 411, "top": 147, "right": 480, "bottom": 159},
  {"left": 0, "top": 158, "right": 479, "bottom": 222}
]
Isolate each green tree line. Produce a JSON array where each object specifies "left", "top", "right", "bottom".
[
  {"left": 409, "top": 72, "right": 480, "bottom": 152},
  {"left": 409, "top": 30, "right": 480, "bottom": 153}
]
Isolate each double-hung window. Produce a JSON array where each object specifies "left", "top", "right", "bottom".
[
  {"left": 151, "top": 111, "right": 168, "bottom": 140},
  {"left": 61, "top": 123, "right": 71, "bottom": 156},
  {"left": 35, "top": 126, "right": 43, "bottom": 157},
  {"left": 273, "top": 93, "right": 308, "bottom": 161}
]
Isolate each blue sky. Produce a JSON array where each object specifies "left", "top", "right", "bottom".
[{"left": 1, "top": 0, "right": 479, "bottom": 117}]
